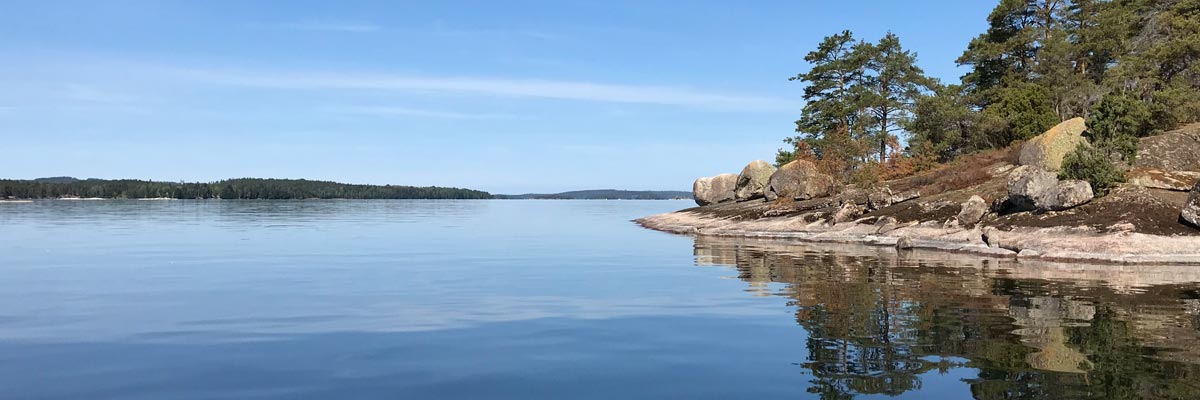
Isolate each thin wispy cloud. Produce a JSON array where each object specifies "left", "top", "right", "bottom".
[
  {"left": 327, "top": 106, "right": 522, "bottom": 120},
  {"left": 60, "top": 83, "right": 142, "bottom": 104},
  {"left": 428, "top": 20, "right": 562, "bottom": 40},
  {"left": 250, "top": 21, "right": 382, "bottom": 33},
  {"left": 169, "top": 68, "right": 798, "bottom": 112}
]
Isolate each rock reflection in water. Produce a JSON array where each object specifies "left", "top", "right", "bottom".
[{"left": 693, "top": 235, "right": 1200, "bottom": 399}]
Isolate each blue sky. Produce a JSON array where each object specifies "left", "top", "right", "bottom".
[{"left": 1, "top": 1, "right": 991, "bottom": 193}]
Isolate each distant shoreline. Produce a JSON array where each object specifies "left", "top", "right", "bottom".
[
  {"left": 1, "top": 177, "right": 492, "bottom": 200},
  {"left": 3, "top": 177, "right": 691, "bottom": 201},
  {"left": 1, "top": 197, "right": 692, "bottom": 202}
]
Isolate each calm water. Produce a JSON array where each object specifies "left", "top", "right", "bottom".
[{"left": 2, "top": 200, "right": 1200, "bottom": 399}]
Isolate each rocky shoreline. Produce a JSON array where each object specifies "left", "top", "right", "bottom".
[
  {"left": 639, "top": 121, "right": 1200, "bottom": 265},
  {"left": 636, "top": 205, "right": 1200, "bottom": 264}
]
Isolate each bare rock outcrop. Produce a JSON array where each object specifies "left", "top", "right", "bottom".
[
  {"left": 693, "top": 173, "right": 737, "bottom": 206},
  {"left": 734, "top": 160, "right": 777, "bottom": 201},
  {"left": 832, "top": 202, "right": 863, "bottom": 224},
  {"left": 1128, "top": 168, "right": 1200, "bottom": 191},
  {"left": 1006, "top": 166, "right": 1093, "bottom": 212},
  {"left": 765, "top": 160, "right": 834, "bottom": 201},
  {"left": 1136, "top": 123, "right": 1200, "bottom": 171},
  {"left": 1019, "top": 117, "right": 1088, "bottom": 171}
]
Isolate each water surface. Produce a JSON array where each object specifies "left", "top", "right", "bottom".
[{"left": 1, "top": 200, "right": 1199, "bottom": 399}]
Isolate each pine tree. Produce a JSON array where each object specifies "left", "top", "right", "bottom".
[
  {"left": 780, "top": 30, "right": 872, "bottom": 177},
  {"left": 860, "top": 32, "right": 935, "bottom": 163}
]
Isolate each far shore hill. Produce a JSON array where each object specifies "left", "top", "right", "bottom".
[{"left": 0, "top": 177, "right": 690, "bottom": 201}]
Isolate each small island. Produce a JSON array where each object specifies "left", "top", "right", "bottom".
[
  {"left": 639, "top": 1, "right": 1200, "bottom": 265},
  {"left": 640, "top": 122, "right": 1200, "bottom": 264}
]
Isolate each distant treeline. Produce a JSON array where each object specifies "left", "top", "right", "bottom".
[
  {"left": 0, "top": 177, "right": 493, "bottom": 200},
  {"left": 495, "top": 190, "right": 692, "bottom": 200}
]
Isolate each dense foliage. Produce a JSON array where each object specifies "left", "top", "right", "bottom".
[
  {"left": 780, "top": 0, "right": 1200, "bottom": 183},
  {"left": 1061, "top": 143, "right": 1127, "bottom": 194},
  {"left": 777, "top": 30, "right": 935, "bottom": 179},
  {"left": 1088, "top": 91, "right": 1156, "bottom": 161},
  {"left": 0, "top": 178, "right": 493, "bottom": 200}
]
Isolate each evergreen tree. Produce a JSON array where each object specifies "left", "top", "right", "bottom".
[
  {"left": 860, "top": 32, "right": 935, "bottom": 163},
  {"left": 780, "top": 30, "right": 871, "bottom": 178}
]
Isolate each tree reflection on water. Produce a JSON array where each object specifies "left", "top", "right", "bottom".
[{"left": 693, "top": 236, "right": 1200, "bottom": 399}]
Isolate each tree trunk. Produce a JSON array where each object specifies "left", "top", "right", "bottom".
[{"left": 879, "top": 109, "right": 888, "bottom": 164}]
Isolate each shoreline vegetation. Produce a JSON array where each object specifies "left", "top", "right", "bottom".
[{"left": 641, "top": 0, "right": 1200, "bottom": 264}]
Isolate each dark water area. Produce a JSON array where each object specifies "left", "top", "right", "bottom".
[{"left": 1, "top": 200, "right": 1199, "bottom": 399}]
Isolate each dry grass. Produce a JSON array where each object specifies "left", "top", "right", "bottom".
[{"left": 886, "top": 145, "right": 1022, "bottom": 195}]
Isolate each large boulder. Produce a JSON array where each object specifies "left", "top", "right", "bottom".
[
  {"left": 692, "top": 173, "right": 737, "bottom": 206},
  {"left": 1183, "top": 182, "right": 1200, "bottom": 228},
  {"left": 1019, "top": 117, "right": 1088, "bottom": 171},
  {"left": 765, "top": 160, "right": 834, "bottom": 201},
  {"left": 957, "top": 195, "right": 988, "bottom": 227},
  {"left": 734, "top": 160, "right": 777, "bottom": 201},
  {"left": 1006, "top": 166, "right": 1094, "bottom": 212}
]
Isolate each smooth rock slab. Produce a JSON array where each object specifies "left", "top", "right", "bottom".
[{"left": 1127, "top": 168, "right": 1200, "bottom": 191}]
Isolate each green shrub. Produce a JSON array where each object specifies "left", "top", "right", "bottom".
[
  {"left": 1087, "top": 92, "right": 1154, "bottom": 162},
  {"left": 1060, "top": 143, "right": 1125, "bottom": 196}
]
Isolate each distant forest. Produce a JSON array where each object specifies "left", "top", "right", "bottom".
[
  {"left": 495, "top": 190, "right": 692, "bottom": 200},
  {"left": 0, "top": 177, "right": 493, "bottom": 200}
]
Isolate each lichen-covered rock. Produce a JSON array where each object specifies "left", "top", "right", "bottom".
[
  {"left": 832, "top": 202, "right": 862, "bottom": 224},
  {"left": 957, "top": 195, "right": 988, "bottom": 227},
  {"left": 1019, "top": 117, "right": 1088, "bottom": 171},
  {"left": 692, "top": 173, "right": 737, "bottom": 206},
  {"left": 1136, "top": 123, "right": 1200, "bottom": 171},
  {"left": 765, "top": 160, "right": 834, "bottom": 201},
  {"left": 734, "top": 160, "right": 777, "bottom": 201},
  {"left": 1183, "top": 182, "right": 1200, "bottom": 228},
  {"left": 1006, "top": 166, "right": 1094, "bottom": 212},
  {"left": 866, "top": 187, "right": 894, "bottom": 211}
]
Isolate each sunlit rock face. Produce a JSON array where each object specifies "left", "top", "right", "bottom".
[
  {"left": 1019, "top": 117, "right": 1087, "bottom": 172},
  {"left": 765, "top": 159, "right": 833, "bottom": 202},
  {"left": 693, "top": 173, "right": 737, "bottom": 206},
  {"left": 734, "top": 160, "right": 776, "bottom": 201}
]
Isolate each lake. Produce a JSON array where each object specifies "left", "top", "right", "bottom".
[{"left": 2, "top": 200, "right": 1199, "bottom": 399}]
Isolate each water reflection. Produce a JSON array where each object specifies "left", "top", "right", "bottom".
[{"left": 694, "top": 235, "right": 1200, "bottom": 399}]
